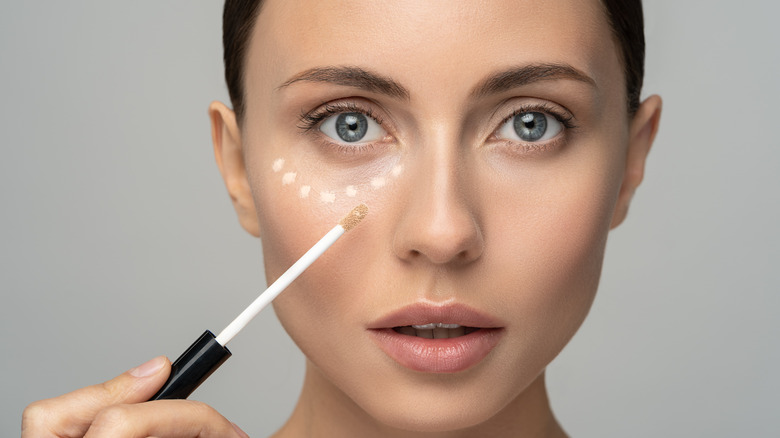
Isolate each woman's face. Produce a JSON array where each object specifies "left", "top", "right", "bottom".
[{"left": 224, "top": 0, "right": 640, "bottom": 431}]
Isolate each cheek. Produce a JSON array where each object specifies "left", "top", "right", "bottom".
[
  {"left": 244, "top": 144, "right": 404, "bottom": 361},
  {"left": 485, "top": 145, "right": 624, "bottom": 355}
]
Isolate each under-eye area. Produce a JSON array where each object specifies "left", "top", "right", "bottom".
[
  {"left": 393, "top": 324, "right": 482, "bottom": 339},
  {"left": 271, "top": 155, "right": 403, "bottom": 204}
]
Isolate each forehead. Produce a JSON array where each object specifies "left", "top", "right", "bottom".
[{"left": 248, "top": 0, "right": 620, "bottom": 102}]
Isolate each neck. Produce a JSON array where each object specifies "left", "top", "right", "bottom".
[{"left": 273, "top": 360, "right": 567, "bottom": 438}]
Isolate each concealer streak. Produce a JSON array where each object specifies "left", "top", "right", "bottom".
[
  {"left": 300, "top": 186, "right": 311, "bottom": 198},
  {"left": 345, "top": 185, "right": 357, "bottom": 197},
  {"left": 272, "top": 158, "right": 285, "bottom": 172}
]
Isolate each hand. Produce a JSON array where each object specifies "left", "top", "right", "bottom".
[{"left": 22, "top": 356, "right": 249, "bottom": 437}]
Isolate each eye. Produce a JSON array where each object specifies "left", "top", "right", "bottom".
[
  {"left": 320, "top": 112, "right": 386, "bottom": 144},
  {"left": 496, "top": 111, "right": 563, "bottom": 143}
]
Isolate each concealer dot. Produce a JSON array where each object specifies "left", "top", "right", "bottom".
[
  {"left": 370, "top": 177, "right": 387, "bottom": 189},
  {"left": 282, "top": 172, "right": 297, "bottom": 185},
  {"left": 273, "top": 158, "right": 285, "bottom": 172},
  {"left": 273, "top": 157, "right": 402, "bottom": 204},
  {"left": 320, "top": 191, "right": 336, "bottom": 203}
]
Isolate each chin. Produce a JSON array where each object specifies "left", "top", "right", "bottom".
[
  {"left": 366, "top": 399, "right": 506, "bottom": 433},
  {"left": 341, "top": 365, "right": 529, "bottom": 434}
]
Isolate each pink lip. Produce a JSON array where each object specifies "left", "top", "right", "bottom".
[
  {"left": 367, "top": 303, "right": 505, "bottom": 373},
  {"left": 367, "top": 302, "right": 503, "bottom": 329}
]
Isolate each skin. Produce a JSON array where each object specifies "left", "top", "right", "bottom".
[{"left": 22, "top": 0, "right": 661, "bottom": 437}]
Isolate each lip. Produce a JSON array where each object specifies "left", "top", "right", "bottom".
[{"left": 367, "top": 302, "right": 505, "bottom": 373}]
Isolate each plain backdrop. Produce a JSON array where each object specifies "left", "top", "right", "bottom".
[{"left": 1, "top": 1, "right": 778, "bottom": 436}]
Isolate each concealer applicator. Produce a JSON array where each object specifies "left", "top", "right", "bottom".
[{"left": 149, "top": 204, "right": 369, "bottom": 400}]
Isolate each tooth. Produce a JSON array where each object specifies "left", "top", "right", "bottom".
[
  {"left": 416, "top": 329, "right": 434, "bottom": 339},
  {"left": 448, "top": 326, "right": 465, "bottom": 338},
  {"left": 411, "top": 323, "right": 463, "bottom": 329},
  {"left": 397, "top": 326, "right": 416, "bottom": 336},
  {"left": 433, "top": 327, "right": 449, "bottom": 339}
]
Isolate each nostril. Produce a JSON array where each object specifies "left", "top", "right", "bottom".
[
  {"left": 394, "top": 225, "right": 484, "bottom": 265},
  {"left": 391, "top": 177, "right": 484, "bottom": 265}
]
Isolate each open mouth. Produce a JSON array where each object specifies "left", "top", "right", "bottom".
[
  {"left": 392, "top": 323, "right": 481, "bottom": 339},
  {"left": 369, "top": 304, "right": 503, "bottom": 372}
]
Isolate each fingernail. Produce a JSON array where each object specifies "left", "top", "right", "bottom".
[
  {"left": 129, "top": 356, "right": 165, "bottom": 378},
  {"left": 232, "top": 422, "right": 250, "bottom": 438}
]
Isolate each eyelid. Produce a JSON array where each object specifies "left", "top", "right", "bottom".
[
  {"left": 486, "top": 101, "right": 577, "bottom": 155},
  {"left": 298, "top": 99, "right": 577, "bottom": 156},
  {"left": 297, "top": 101, "right": 387, "bottom": 133},
  {"left": 297, "top": 99, "right": 397, "bottom": 157},
  {"left": 498, "top": 102, "right": 575, "bottom": 131}
]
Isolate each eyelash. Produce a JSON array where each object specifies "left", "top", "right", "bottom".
[
  {"left": 297, "top": 102, "right": 385, "bottom": 133},
  {"left": 489, "top": 102, "right": 577, "bottom": 154},
  {"left": 297, "top": 101, "right": 577, "bottom": 150},
  {"left": 500, "top": 102, "right": 576, "bottom": 132}
]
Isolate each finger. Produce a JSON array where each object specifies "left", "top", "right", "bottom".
[
  {"left": 83, "top": 400, "right": 248, "bottom": 438},
  {"left": 22, "top": 356, "right": 171, "bottom": 438}
]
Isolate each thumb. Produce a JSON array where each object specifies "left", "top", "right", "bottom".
[
  {"left": 121, "top": 355, "right": 173, "bottom": 401},
  {"left": 23, "top": 356, "right": 171, "bottom": 437}
]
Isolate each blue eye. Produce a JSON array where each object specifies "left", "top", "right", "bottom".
[
  {"left": 320, "top": 112, "right": 386, "bottom": 143},
  {"left": 497, "top": 111, "right": 563, "bottom": 142}
]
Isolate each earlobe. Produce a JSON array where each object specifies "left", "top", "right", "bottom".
[
  {"left": 610, "top": 95, "right": 663, "bottom": 229},
  {"left": 209, "top": 101, "right": 261, "bottom": 237}
]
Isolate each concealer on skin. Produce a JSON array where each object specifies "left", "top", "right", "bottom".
[{"left": 271, "top": 156, "right": 403, "bottom": 205}]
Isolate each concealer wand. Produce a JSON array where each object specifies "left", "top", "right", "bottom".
[{"left": 149, "top": 204, "right": 369, "bottom": 400}]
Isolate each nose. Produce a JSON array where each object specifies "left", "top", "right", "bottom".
[{"left": 392, "top": 147, "right": 484, "bottom": 266}]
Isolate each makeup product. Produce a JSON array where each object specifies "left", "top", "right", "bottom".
[
  {"left": 149, "top": 204, "right": 369, "bottom": 400},
  {"left": 272, "top": 156, "right": 403, "bottom": 205}
]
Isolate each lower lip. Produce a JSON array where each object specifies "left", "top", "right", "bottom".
[{"left": 368, "top": 328, "right": 503, "bottom": 373}]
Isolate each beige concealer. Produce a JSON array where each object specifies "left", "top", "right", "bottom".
[
  {"left": 272, "top": 156, "right": 403, "bottom": 205},
  {"left": 282, "top": 172, "right": 297, "bottom": 185},
  {"left": 272, "top": 158, "right": 285, "bottom": 173}
]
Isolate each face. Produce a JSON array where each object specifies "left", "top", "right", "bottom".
[{"left": 214, "top": 0, "right": 656, "bottom": 432}]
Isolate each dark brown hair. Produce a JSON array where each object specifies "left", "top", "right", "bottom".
[
  {"left": 600, "top": 0, "right": 645, "bottom": 115},
  {"left": 222, "top": 0, "right": 264, "bottom": 122},
  {"left": 222, "top": 0, "right": 645, "bottom": 121}
]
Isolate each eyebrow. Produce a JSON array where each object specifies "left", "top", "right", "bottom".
[
  {"left": 278, "top": 66, "right": 410, "bottom": 100},
  {"left": 471, "top": 63, "right": 597, "bottom": 98},
  {"left": 277, "top": 63, "right": 595, "bottom": 101}
]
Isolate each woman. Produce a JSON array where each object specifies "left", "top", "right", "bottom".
[{"left": 22, "top": 0, "right": 661, "bottom": 436}]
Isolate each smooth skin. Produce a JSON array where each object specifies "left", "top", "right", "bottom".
[{"left": 23, "top": 1, "right": 660, "bottom": 437}]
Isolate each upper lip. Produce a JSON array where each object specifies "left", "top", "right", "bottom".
[{"left": 366, "top": 302, "right": 503, "bottom": 329}]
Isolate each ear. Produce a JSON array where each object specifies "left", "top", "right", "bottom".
[
  {"left": 610, "top": 95, "right": 663, "bottom": 229},
  {"left": 209, "top": 101, "right": 260, "bottom": 237}
]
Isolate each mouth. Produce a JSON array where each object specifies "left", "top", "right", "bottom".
[
  {"left": 392, "top": 323, "right": 481, "bottom": 339},
  {"left": 367, "top": 303, "right": 504, "bottom": 373}
]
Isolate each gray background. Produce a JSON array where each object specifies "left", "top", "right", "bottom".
[{"left": 1, "top": 1, "right": 778, "bottom": 436}]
